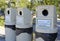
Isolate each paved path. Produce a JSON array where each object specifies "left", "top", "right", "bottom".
[
  {"left": 0, "top": 26, "right": 5, "bottom": 41},
  {"left": 0, "top": 26, "right": 5, "bottom": 35}
]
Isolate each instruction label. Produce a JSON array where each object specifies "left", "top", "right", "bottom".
[{"left": 37, "top": 20, "right": 51, "bottom": 28}]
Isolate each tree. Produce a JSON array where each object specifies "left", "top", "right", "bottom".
[{"left": 16, "top": 0, "right": 30, "bottom": 8}]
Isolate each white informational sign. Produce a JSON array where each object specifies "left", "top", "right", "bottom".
[{"left": 37, "top": 20, "right": 51, "bottom": 28}]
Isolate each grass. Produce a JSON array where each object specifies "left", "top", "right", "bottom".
[{"left": 0, "top": 16, "right": 4, "bottom": 26}]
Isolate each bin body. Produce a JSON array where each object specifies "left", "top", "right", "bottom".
[
  {"left": 16, "top": 8, "right": 33, "bottom": 41},
  {"left": 5, "top": 8, "right": 17, "bottom": 41},
  {"left": 35, "top": 5, "right": 58, "bottom": 41}
]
